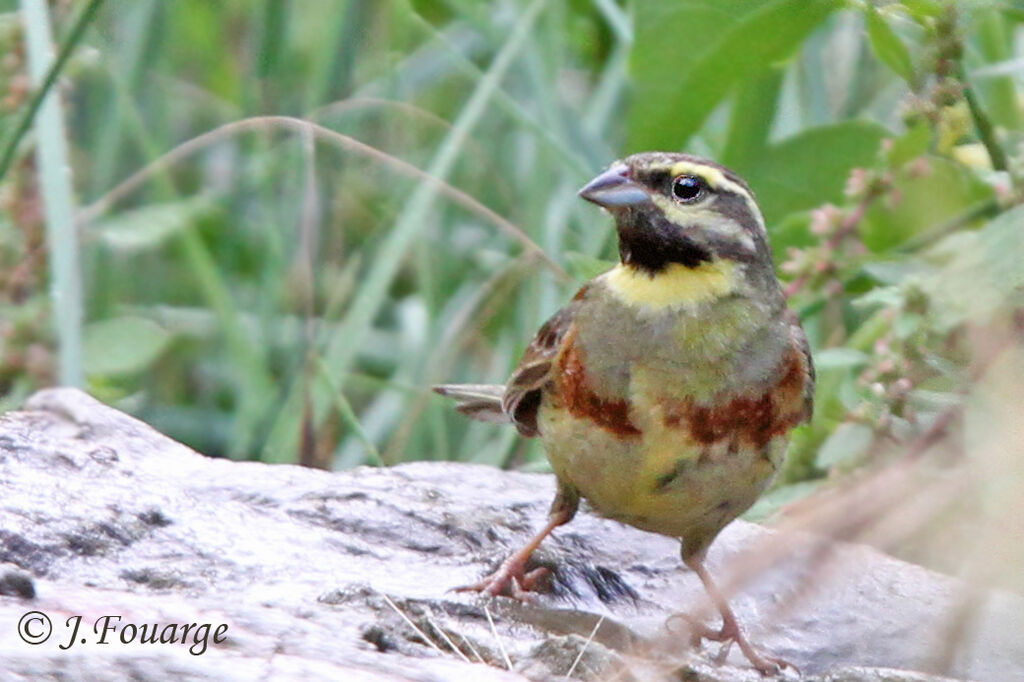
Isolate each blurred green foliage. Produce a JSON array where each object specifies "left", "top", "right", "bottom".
[{"left": 1, "top": 0, "right": 1023, "bottom": 513}]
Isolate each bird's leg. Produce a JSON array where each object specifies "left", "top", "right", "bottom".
[
  {"left": 455, "top": 483, "right": 578, "bottom": 600},
  {"left": 454, "top": 512, "right": 567, "bottom": 599},
  {"left": 684, "top": 553, "right": 792, "bottom": 676}
]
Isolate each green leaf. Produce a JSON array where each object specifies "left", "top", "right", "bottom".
[
  {"left": 628, "top": 0, "right": 838, "bottom": 152},
  {"left": 974, "top": 8, "right": 1023, "bottom": 130},
  {"left": 744, "top": 480, "right": 825, "bottom": 521},
  {"left": 721, "top": 67, "right": 784, "bottom": 170},
  {"left": 563, "top": 251, "right": 616, "bottom": 282},
  {"left": 817, "top": 421, "right": 874, "bottom": 469},
  {"left": 860, "top": 260, "right": 927, "bottom": 285},
  {"left": 744, "top": 121, "right": 889, "bottom": 225},
  {"left": 89, "top": 196, "right": 218, "bottom": 253},
  {"left": 83, "top": 316, "right": 171, "bottom": 377},
  {"left": 864, "top": 5, "right": 914, "bottom": 82},
  {"left": 999, "top": 8, "right": 1024, "bottom": 23},
  {"left": 814, "top": 348, "right": 870, "bottom": 370},
  {"left": 909, "top": 389, "right": 961, "bottom": 412},
  {"left": 885, "top": 120, "right": 931, "bottom": 167},
  {"left": 861, "top": 157, "right": 994, "bottom": 252},
  {"left": 901, "top": 0, "right": 943, "bottom": 20},
  {"left": 892, "top": 311, "right": 923, "bottom": 339},
  {"left": 910, "top": 204, "right": 1024, "bottom": 330}
]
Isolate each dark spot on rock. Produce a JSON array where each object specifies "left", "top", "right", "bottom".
[
  {"left": 509, "top": 501, "right": 535, "bottom": 514},
  {"left": 439, "top": 520, "right": 479, "bottom": 546},
  {"left": 318, "top": 584, "right": 374, "bottom": 605},
  {"left": 303, "top": 490, "right": 368, "bottom": 504},
  {"left": 361, "top": 625, "right": 396, "bottom": 652},
  {"left": 674, "top": 667, "right": 703, "bottom": 682},
  {"left": 318, "top": 589, "right": 348, "bottom": 605},
  {"left": 544, "top": 555, "right": 640, "bottom": 603},
  {"left": 406, "top": 541, "right": 442, "bottom": 553},
  {"left": 323, "top": 538, "right": 374, "bottom": 557},
  {"left": 289, "top": 506, "right": 456, "bottom": 556},
  {"left": 558, "top": 532, "right": 591, "bottom": 551},
  {"left": 119, "top": 568, "right": 188, "bottom": 590},
  {"left": 0, "top": 531, "right": 54, "bottom": 575},
  {"left": 585, "top": 565, "right": 639, "bottom": 604},
  {"left": 0, "top": 570, "right": 35, "bottom": 599},
  {"left": 56, "top": 453, "right": 82, "bottom": 469},
  {"left": 137, "top": 508, "right": 172, "bottom": 527},
  {"left": 62, "top": 530, "right": 111, "bottom": 556},
  {"left": 88, "top": 446, "right": 118, "bottom": 464},
  {"left": 233, "top": 491, "right": 280, "bottom": 507},
  {"left": 98, "top": 521, "right": 137, "bottom": 546},
  {"left": 625, "top": 562, "right": 660, "bottom": 577}
]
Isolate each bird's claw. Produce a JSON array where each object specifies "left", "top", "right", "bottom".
[
  {"left": 668, "top": 614, "right": 795, "bottom": 676},
  {"left": 452, "top": 562, "right": 550, "bottom": 602},
  {"left": 667, "top": 612, "right": 720, "bottom": 647},
  {"left": 702, "top": 622, "right": 792, "bottom": 676}
]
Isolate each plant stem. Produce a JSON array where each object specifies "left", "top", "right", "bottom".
[
  {"left": 0, "top": 0, "right": 105, "bottom": 182},
  {"left": 20, "top": 0, "right": 99, "bottom": 386},
  {"left": 785, "top": 188, "right": 880, "bottom": 300},
  {"left": 958, "top": 64, "right": 1010, "bottom": 173},
  {"left": 897, "top": 198, "right": 1001, "bottom": 253}
]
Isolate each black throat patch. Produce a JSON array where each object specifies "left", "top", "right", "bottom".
[{"left": 617, "top": 211, "right": 712, "bottom": 274}]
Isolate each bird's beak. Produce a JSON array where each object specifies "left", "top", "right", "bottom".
[{"left": 578, "top": 164, "right": 650, "bottom": 209}]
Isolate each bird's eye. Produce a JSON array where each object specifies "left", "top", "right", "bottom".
[{"left": 672, "top": 175, "right": 704, "bottom": 203}]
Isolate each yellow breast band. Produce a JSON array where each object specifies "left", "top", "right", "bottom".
[{"left": 604, "top": 261, "right": 738, "bottom": 310}]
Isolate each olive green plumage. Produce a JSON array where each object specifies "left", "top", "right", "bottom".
[{"left": 436, "top": 152, "right": 814, "bottom": 674}]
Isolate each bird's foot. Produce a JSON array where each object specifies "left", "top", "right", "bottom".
[
  {"left": 698, "top": 620, "right": 793, "bottom": 676},
  {"left": 453, "top": 557, "right": 551, "bottom": 601},
  {"left": 670, "top": 614, "right": 793, "bottom": 676}
]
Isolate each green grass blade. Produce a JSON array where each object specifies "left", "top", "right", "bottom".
[
  {"left": 20, "top": 0, "right": 97, "bottom": 386},
  {"left": 263, "top": 0, "right": 550, "bottom": 460},
  {"left": 88, "top": 0, "right": 161, "bottom": 197},
  {"left": 0, "top": 0, "right": 105, "bottom": 182}
]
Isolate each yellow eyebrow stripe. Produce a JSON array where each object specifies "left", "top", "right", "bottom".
[
  {"left": 654, "top": 160, "right": 765, "bottom": 233},
  {"left": 670, "top": 161, "right": 730, "bottom": 190}
]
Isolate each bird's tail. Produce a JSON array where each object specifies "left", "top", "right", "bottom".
[{"left": 433, "top": 384, "right": 510, "bottom": 424}]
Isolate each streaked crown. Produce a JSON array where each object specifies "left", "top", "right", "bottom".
[{"left": 579, "top": 153, "right": 772, "bottom": 276}]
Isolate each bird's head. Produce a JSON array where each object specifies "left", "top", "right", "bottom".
[{"left": 579, "top": 152, "right": 773, "bottom": 279}]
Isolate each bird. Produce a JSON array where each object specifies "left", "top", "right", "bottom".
[{"left": 434, "top": 152, "right": 814, "bottom": 674}]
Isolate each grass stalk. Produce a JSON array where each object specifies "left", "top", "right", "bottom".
[
  {"left": 0, "top": 0, "right": 105, "bottom": 182},
  {"left": 958, "top": 63, "right": 1010, "bottom": 174},
  {"left": 263, "top": 0, "right": 551, "bottom": 460},
  {"left": 88, "top": 0, "right": 160, "bottom": 197},
  {"left": 19, "top": 0, "right": 99, "bottom": 386}
]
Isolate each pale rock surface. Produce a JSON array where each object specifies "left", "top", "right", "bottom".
[{"left": 1, "top": 389, "right": 1020, "bottom": 681}]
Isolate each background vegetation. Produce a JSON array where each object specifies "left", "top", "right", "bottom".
[{"left": 2, "top": 1, "right": 1023, "bottom": 580}]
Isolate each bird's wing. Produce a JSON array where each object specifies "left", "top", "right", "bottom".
[
  {"left": 501, "top": 300, "right": 580, "bottom": 437},
  {"left": 786, "top": 309, "right": 815, "bottom": 423},
  {"left": 432, "top": 384, "right": 509, "bottom": 423}
]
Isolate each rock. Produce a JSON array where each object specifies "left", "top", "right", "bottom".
[
  {"left": 0, "top": 567, "right": 35, "bottom": 599},
  {"left": 0, "top": 388, "right": 1019, "bottom": 681}
]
